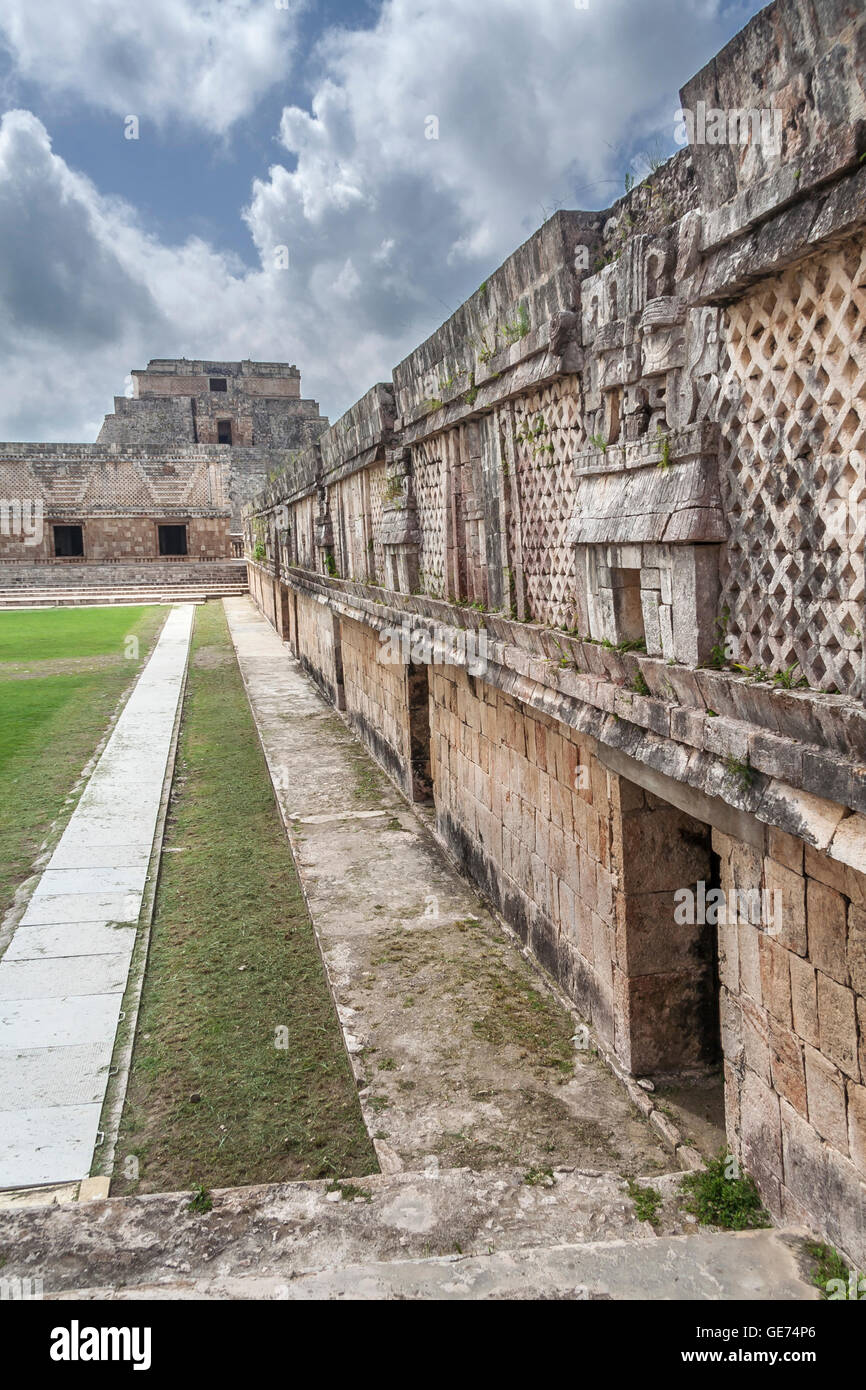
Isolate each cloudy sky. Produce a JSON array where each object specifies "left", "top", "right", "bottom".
[{"left": 0, "top": 0, "right": 764, "bottom": 441}]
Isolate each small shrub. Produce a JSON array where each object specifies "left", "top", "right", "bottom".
[
  {"left": 805, "top": 1241, "right": 862, "bottom": 1299},
  {"left": 680, "top": 1152, "right": 770, "bottom": 1230},
  {"left": 725, "top": 754, "right": 755, "bottom": 791},
  {"left": 626, "top": 1177, "right": 663, "bottom": 1223},
  {"left": 524, "top": 1166, "right": 555, "bottom": 1187},
  {"left": 188, "top": 1184, "right": 213, "bottom": 1215},
  {"left": 656, "top": 426, "right": 671, "bottom": 470}
]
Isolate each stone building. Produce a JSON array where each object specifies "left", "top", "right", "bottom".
[
  {"left": 97, "top": 359, "right": 329, "bottom": 523},
  {"left": 0, "top": 359, "right": 327, "bottom": 597},
  {"left": 244, "top": 0, "right": 866, "bottom": 1264}
]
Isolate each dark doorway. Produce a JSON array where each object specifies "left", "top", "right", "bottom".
[
  {"left": 158, "top": 524, "right": 188, "bottom": 556},
  {"left": 217, "top": 420, "right": 233, "bottom": 444},
  {"left": 407, "top": 662, "right": 433, "bottom": 801},
  {"left": 209, "top": 377, "right": 227, "bottom": 392},
  {"left": 54, "top": 525, "right": 83, "bottom": 557}
]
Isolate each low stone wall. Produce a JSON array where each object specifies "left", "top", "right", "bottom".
[
  {"left": 0, "top": 559, "right": 246, "bottom": 589},
  {"left": 718, "top": 826, "right": 866, "bottom": 1261},
  {"left": 294, "top": 587, "right": 343, "bottom": 708},
  {"left": 341, "top": 615, "right": 415, "bottom": 794}
]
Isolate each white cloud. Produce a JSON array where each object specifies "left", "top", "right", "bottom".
[
  {"left": 0, "top": 1, "right": 761, "bottom": 440},
  {"left": 0, "top": 0, "right": 301, "bottom": 133}
]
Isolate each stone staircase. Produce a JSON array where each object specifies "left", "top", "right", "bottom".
[
  {"left": 0, "top": 1168, "right": 818, "bottom": 1300},
  {"left": 0, "top": 561, "right": 247, "bottom": 607}
]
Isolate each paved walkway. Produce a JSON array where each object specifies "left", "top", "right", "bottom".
[
  {"left": 224, "top": 597, "right": 672, "bottom": 1180},
  {"left": 0, "top": 604, "right": 194, "bottom": 1188}
]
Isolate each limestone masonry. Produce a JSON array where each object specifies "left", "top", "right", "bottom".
[
  {"left": 242, "top": 0, "right": 866, "bottom": 1266},
  {"left": 0, "top": 359, "right": 328, "bottom": 583}
]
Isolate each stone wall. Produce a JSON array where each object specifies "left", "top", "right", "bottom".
[
  {"left": 717, "top": 825, "right": 866, "bottom": 1260},
  {"left": 242, "top": 0, "right": 866, "bottom": 1263},
  {"left": 294, "top": 586, "right": 343, "bottom": 708},
  {"left": 342, "top": 616, "right": 416, "bottom": 793},
  {"left": 0, "top": 512, "right": 229, "bottom": 563}
]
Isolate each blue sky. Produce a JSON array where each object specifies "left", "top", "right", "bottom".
[{"left": 0, "top": 0, "right": 766, "bottom": 440}]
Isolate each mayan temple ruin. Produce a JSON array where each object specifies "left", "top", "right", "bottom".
[
  {"left": 241, "top": 0, "right": 866, "bottom": 1270},
  {"left": 0, "top": 0, "right": 864, "bottom": 1310}
]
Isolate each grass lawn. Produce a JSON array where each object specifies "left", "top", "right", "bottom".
[
  {"left": 113, "top": 601, "right": 376, "bottom": 1194},
  {"left": 0, "top": 605, "right": 167, "bottom": 920},
  {"left": 0, "top": 606, "right": 160, "bottom": 662}
]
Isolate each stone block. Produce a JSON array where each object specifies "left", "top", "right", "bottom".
[
  {"left": 738, "top": 922, "right": 763, "bottom": 1004},
  {"left": 719, "top": 985, "right": 743, "bottom": 1066},
  {"left": 768, "top": 826, "right": 804, "bottom": 874},
  {"left": 806, "top": 878, "right": 849, "bottom": 984},
  {"left": 758, "top": 935, "right": 792, "bottom": 1026},
  {"left": 740, "top": 1066, "right": 783, "bottom": 1182},
  {"left": 846, "top": 904, "right": 866, "bottom": 997},
  {"left": 848, "top": 1081, "right": 866, "bottom": 1179},
  {"left": 742, "top": 996, "right": 771, "bottom": 1084},
  {"left": 764, "top": 857, "right": 807, "bottom": 956},
  {"left": 804, "top": 1043, "right": 848, "bottom": 1152},
  {"left": 768, "top": 1019, "right": 807, "bottom": 1119},
  {"left": 789, "top": 952, "right": 819, "bottom": 1048},
  {"left": 816, "top": 971, "right": 859, "bottom": 1080},
  {"left": 781, "top": 1098, "right": 866, "bottom": 1270}
]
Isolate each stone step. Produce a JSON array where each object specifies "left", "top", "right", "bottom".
[
  {"left": 0, "top": 1168, "right": 816, "bottom": 1301},
  {"left": 51, "top": 1231, "right": 817, "bottom": 1301},
  {"left": 0, "top": 588, "right": 247, "bottom": 608}
]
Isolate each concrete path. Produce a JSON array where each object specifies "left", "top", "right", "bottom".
[
  {"left": 224, "top": 596, "right": 671, "bottom": 1180},
  {"left": 0, "top": 1169, "right": 818, "bottom": 1300},
  {"left": 0, "top": 604, "right": 194, "bottom": 1188}
]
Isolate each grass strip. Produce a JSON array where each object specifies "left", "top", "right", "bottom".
[{"left": 114, "top": 600, "right": 376, "bottom": 1192}]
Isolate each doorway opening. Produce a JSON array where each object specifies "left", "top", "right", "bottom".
[
  {"left": 53, "top": 524, "right": 84, "bottom": 557},
  {"left": 158, "top": 524, "right": 188, "bottom": 556}
]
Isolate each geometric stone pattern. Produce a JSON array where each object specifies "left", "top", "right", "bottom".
[
  {"left": 411, "top": 441, "right": 447, "bottom": 598},
  {"left": 510, "top": 377, "right": 584, "bottom": 629},
  {"left": 717, "top": 236, "right": 866, "bottom": 694},
  {"left": 367, "top": 463, "right": 387, "bottom": 587}
]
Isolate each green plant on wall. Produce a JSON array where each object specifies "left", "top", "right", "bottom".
[
  {"left": 656, "top": 425, "right": 672, "bottom": 470},
  {"left": 707, "top": 605, "right": 732, "bottom": 671},
  {"left": 324, "top": 551, "right": 338, "bottom": 578},
  {"left": 476, "top": 331, "right": 497, "bottom": 365},
  {"left": 516, "top": 413, "right": 554, "bottom": 459},
  {"left": 502, "top": 302, "right": 531, "bottom": 345}
]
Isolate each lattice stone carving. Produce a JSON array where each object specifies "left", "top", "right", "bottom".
[
  {"left": 717, "top": 235, "right": 866, "bottom": 693},
  {"left": 511, "top": 376, "right": 584, "bottom": 627},
  {"left": 332, "top": 472, "right": 371, "bottom": 580},
  {"left": 367, "top": 462, "right": 387, "bottom": 586},
  {"left": 412, "top": 441, "right": 447, "bottom": 597},
  {"left": 292, "top": 495, "right": 315, "bottom": 569}
]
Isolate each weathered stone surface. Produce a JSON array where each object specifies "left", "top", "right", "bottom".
[
  {"left": 229, "top": 0, "right": 866, "bottom": 1279},
  {"left": 804, "top": 1044, "right": 848, "bottom": 1152}
]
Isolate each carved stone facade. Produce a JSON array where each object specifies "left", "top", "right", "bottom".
[{"left": 244, "top": 0, "right": 866, "bottom": 1263}]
